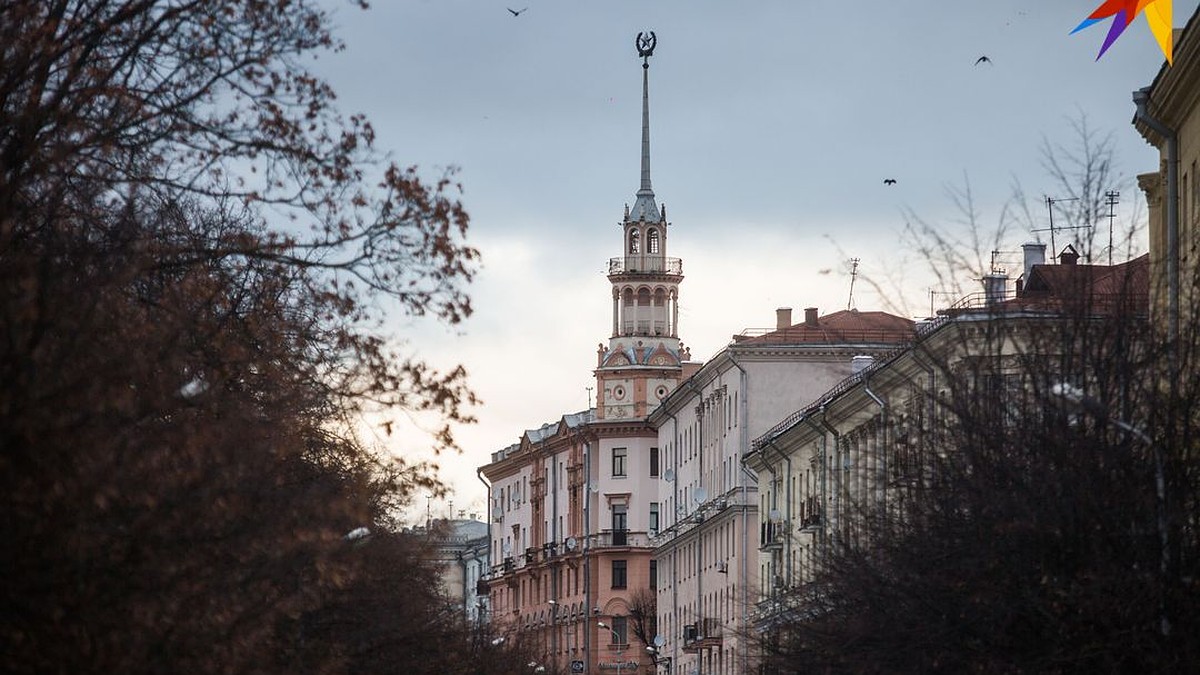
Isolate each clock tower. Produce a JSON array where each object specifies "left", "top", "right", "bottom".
[{"left": 595, "top": 32, "right": 689, "bottom": 421}]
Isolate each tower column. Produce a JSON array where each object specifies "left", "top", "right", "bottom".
[
  {"left": 612, "top": 287, "right": 620, "bottom": 337},
  {"left": 671, "top": 290, "right": 679, "bottom": 337}
]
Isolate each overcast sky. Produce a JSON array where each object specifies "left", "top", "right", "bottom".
[{"left": 313, "top": 1, "right": 1197, "bottom": 521}]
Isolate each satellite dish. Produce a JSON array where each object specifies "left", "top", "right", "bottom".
[
  {"left": 491, "top": 506, "right": 503, "bottom": 521},
  {"left": 693, "top": 487, "right": 708, "bottom": 503},
  {"left": 662, "top": 469, "right": 676, "bottom": 482},
  {"left": 589, "top": 483, "right": 600, "bottom": 493},
  {"left": 502, "top": 541, "right": 512, "bottom": 554},
  {"left": 653, "top": 635, "right": 665, "bottom": 648},
  {"left": 769, "top": 509, "right": 782, "bottom": 522},
  {"left": 565, "top": 537, "right": 578, "bottom": 551}
]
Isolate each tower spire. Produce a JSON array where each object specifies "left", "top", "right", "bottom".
[{"left": 630, "top": 31, "right": 659, "bottom": 223}]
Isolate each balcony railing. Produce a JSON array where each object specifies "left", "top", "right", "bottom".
[
  {"left": 588, "top": 529, "right": 651, "bottom": 549},
  {"left": 608, "top": 256, "right": 682, "bottom": 276}
]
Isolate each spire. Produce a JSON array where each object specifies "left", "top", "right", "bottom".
[{"left": 629, "top": 31, "right": 659, "bottom": 223}]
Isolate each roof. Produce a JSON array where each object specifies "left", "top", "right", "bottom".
[
  {"left": 1008, "top": 253, "right": 1149, "bottom": 316},
  {"left": 735, "top": 309, "right": 915, "bottom": 346}
]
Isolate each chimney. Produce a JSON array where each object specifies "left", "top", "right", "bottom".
[
  {"left": 804, "top": 307, "right": 819, "bottom": 326},
  {"left": 1021, "top": 242, "right": 1046, "bottom": 288},
  {"left": 982, "top": 271, "right": 1008, "bottom": 306},
  {"left": 1059, "top": 245, "right": 1080, "bottom": 266},
  {"left": 775, "top": 307, "right": 792, "bottom": 331}
]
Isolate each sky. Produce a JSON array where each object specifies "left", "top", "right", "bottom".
[{"left": 311, "top": 0, "right": 1197, "bottom": 522}]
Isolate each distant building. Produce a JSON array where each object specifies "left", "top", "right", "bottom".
[{"left": 409, "top": 518, "right": 490, "bottom": 624}]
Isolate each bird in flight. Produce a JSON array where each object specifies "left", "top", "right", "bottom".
[
  {"left": 975, "top": 55, "right": 992, "bottom": 65},
  {"left": 507, "top": 7, "right": 527, "bottom": 16},
  {"left": 883, "top": 178, "right": 897, "bottom": 186}
]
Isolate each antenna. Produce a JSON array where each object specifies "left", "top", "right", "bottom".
[
  {"left": 1105, "top": 191, "right": 1119, "bottom": 266},
  {"left": 1033, "top": 196, "right": 1083, "bottom": 261},
  {"left": 846, "top": 258, "right": 860, "bottom": 310},
  {"left": 586, "top": 386, "right": 593, "bottom": 409}
]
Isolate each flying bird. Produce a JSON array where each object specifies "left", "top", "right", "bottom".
[
  {"left": 1071, "top": 0, "right": 1173, "bottom": 63},
  {"left": 883, "top": 178, "right": 897, "bottom": 185},
  {"left": 507, "top": 6, "right": 527, "bottom": 16},
  {"left": 975, "top": 55, "right": 992, "bottom": 65}
]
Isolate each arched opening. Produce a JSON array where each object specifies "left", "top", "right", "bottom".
[
  {"left": 628, "top": 228, "right": 641, "bottom": 254},
  {"left": 648, "top": 227, "right": 660, "bottom": 254}
]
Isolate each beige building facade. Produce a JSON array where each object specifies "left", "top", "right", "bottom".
[
  {"left": 1135, "top": 6, "right": 1200, "bottom": 334},
  {"left": 648, "top": 307, "right": 913, "bottom": 675}
]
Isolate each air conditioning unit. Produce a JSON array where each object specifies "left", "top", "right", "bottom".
[
  {"left": 716, "top": 561, "right": 728, "bottom": 574},
  {"left": 683, "top": 624, "right": 698, "bottom": 643}
]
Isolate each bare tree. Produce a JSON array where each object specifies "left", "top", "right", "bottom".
[{"left": 760, "top": 249, "right": 1200, "bottom": 673}]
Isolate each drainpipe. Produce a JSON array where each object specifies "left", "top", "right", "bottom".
[
  {"left": 1133, "top": 87, "right": 1179, "bottom": 354},
  {"left": 726, "top": 350, "right": 751, "bottom": 675},
  {"left": 477, "top": 467, "right": 493, "bottom": 624}
]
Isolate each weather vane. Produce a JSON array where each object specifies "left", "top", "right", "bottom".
[{"left": 636, "top": 31, "right": 656, "bottom": 67}]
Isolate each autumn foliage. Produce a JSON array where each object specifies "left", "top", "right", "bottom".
[{"left": 0, "top": 1, "right": 496, "bottom": 672}]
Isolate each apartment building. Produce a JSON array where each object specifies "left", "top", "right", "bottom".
[{"left": 648, "top": 306, "right": 913, "bottom": 675}]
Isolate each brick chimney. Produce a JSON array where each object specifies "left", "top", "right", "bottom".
[
  {"left": 775, "top": 307, "right": 792, "bottom": 330},
  {"left": 804, "top": 307, "right": 819, "bottom": 326}
]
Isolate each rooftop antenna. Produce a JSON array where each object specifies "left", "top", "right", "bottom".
[
  {"left": 586, "top": 386, "right": 594, "bottom": 408},
  {"left": 1032, "top": 196, "right": 1083, "bottom": 262},
  {"left": 1105, "top": 191, "right": 1119, "bottom": 266},
  {"left": 846, "top": 258, "right": 860, "bottom": 310}
]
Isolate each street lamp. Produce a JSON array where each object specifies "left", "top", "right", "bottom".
[
  {"left": 597, "top": 621, "right": 627, "bottom": 675},
  {"left": 646, "top": 645, "right": 672, "bottom": 672},
  {"left": 1052, "top": 382, "right": 1170, "bottom": 636}
]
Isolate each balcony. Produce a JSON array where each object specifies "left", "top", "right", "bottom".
[
  {"left": 760, "top": 521, "right": 786, "bottom": 551},
  {"left": 607, "top": 256, "right": 682, "bottom": 276},
  {"left": 682, "top": 618, "right": 723, "bottom": 653},
  {"left": 587, "top": 529, "right": 652, "bottom": 549}
]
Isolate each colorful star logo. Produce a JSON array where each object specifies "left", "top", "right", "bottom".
[{"left": 1072, "top": 0, "right": 1173, "bottom": 64}]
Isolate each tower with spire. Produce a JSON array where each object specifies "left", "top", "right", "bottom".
[{"left": 595, "top": 32, "right": 690, "bottom": 421}]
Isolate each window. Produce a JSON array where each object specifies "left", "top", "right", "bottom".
[
  {"left": 649, "top": 446, "right": 659, "bottom": 477},
  {"left": 612, "top": 504, "right": 628, "bottom": 545},
  {"left": 649, "top": 502, "right": 660, "bottom": 532},
  {"left": 611, "top": 615, "right": 629, "bottom": 644},
  {"left": 612, "top": 447, "right": 627, "bottom": 477},
  {"left": 612, "top": 560, "right": 628, "bottom": 589},
  {"left": 650, "top": 560, "right": 658, "bottom": 590},
  {"left": 647, "top": 228, "right": 660, "bottom": 254}
]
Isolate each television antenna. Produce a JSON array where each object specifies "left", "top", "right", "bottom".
[
  {"left": 1104, "top": 191, "right": 1119, "bottom": 266},
  {"left": 1032, "top": 196, "right": 1085, "bottom": 262},
  {"left": 846, "top": 257, "right": 860, "bottom": 310}
]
